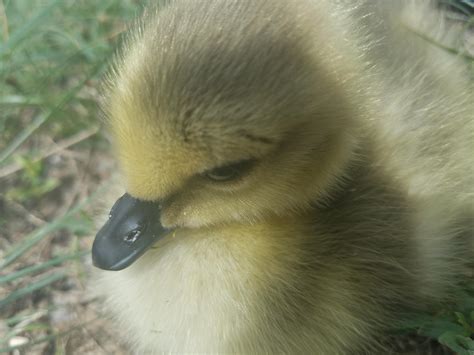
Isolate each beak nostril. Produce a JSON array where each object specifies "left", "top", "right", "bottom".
[{"left": 124, "top": 227, "right": 142, "bottom": 244}]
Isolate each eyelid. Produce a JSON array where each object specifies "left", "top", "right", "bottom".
[
  {"left": 216, "top": 158, "right": 256, "bottom": 173},
  {"left": 202, "top": 158, "right": 257, "bottom": 182}
]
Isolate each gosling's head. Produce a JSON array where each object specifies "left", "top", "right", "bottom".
[{"left": 93, "top": 0, "right": 361, "bottom": 270}]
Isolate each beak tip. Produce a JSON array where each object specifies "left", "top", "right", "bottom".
[{"left": 91, "top": 239, "right": 128, "bottom": 271}]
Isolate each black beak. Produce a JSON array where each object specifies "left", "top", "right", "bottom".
[{"left": 92, "top": 193, "right": 170, "bottom": 271}]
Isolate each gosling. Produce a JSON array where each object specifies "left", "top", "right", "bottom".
[{"left": 92, "top": 0, "right": 473, "bottom": 353}]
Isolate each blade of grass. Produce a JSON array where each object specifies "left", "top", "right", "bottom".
[
  {"left": 0, "top": 126, "right": 99, "bottom": 178},
  {"left": 0, "top": 214, "right": 76, "bottom": 270},
  {"left": 0, "top": 251, "right": 88, "bottom": 284},
  {"left": 0, "top": 0, "right": 63, "bottom": 57},
  {"left": 0, "top": 95, "right": 43, "bottom": 106},
  {"left": 0, "top": 59, "right": 106, "bottom": 166},
  {"left": 0, "top": 113, "right": 47, "bottom": 164},
  {"left": 4, "top": 307, "right": 55, "bottom": 327},
  {"left": 0, "top": 272, "right": 67, "bottom": 309},
  {"left": 0, "top": 181, "right": 108, "bottom": 270},
  {"left": 0, "top": 52, "right": 82, "bottom": 74},
  {"left": 0, "top": 0, "right": 8, "bottom": 42},
  {"left": 1, "top": 309, "right": 51, "bottom": 346},
  {"left": 404, "top": 23, "right": 474, "bottom": 61},
  {"left": 0, "top": 319, "right": 96, "bottom": 353}
]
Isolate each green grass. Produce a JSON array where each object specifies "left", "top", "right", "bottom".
[
  {"left": 0, "top": 0, "right": 473, "bottom": 353},
  {"left": 395, "top": 284, "right": 474, "bottom": 354},
  {"left": 0, "top": 0, "right": 142, "bottom": 352}
]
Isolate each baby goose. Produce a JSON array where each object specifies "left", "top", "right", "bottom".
[{"left": 92, "top": 0, "right": 473, "bottom": 353}]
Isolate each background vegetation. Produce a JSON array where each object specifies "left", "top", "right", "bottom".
[
  {"left": 0, "top": 0, "right": 143, "bottom": 353},
  {"left": 0, "top": 0, "right": 472, "bottom": 354}
]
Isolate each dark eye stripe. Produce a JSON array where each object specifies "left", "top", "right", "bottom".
[{"left": 239, "top": 131, "right": 275, "bottom": 145}]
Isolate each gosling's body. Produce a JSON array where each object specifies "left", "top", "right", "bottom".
[{"left": 95, "top": 0, "right": 473, "bottom": 353}]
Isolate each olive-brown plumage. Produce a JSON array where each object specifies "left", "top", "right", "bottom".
[{"left": 93, "top": 0, "right": 473, "bottom": 353}]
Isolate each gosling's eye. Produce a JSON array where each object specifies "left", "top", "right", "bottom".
[{"left": 204, "top": 160, "right": 254, "bottom": 182}]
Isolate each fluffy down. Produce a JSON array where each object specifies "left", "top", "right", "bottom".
[{"left": 93, "top": 0, "right": 473, "bottom": 353}]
